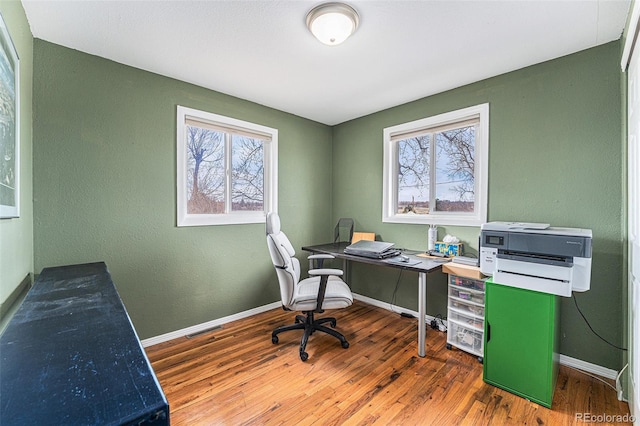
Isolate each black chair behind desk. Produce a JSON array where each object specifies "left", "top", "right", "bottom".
[
  {"left": 0, "top": 262, "right": 169, "bottom": 425},
  {"left": 334, "top": 217, "right": 354, "bottom": 243}
]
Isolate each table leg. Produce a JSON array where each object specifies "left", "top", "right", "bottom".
[{"left": 418, "top": 272, "right": 426, "bottom": 357}]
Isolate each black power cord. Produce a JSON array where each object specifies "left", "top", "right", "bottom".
[
  {"left": 573, "top": 294, "right": 627, "bottom": 351},
  {"left": 391, "top": 269, "right": 403, "bottom": 314},
  {"left": 430, "top": 314, "right": 447, "bottom": 332},
  {"left": 391, "top": 269, "right": 445, "bottom": 326}
]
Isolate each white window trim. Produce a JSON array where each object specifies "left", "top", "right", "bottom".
[
  {"left": 176, "top": 105, "right": 278, "bottom": 227},
  {"left": 382, "top": 103, "right": 489, "bottom": 227}
]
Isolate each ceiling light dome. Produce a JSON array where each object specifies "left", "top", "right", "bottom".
[{"left": 306, "top": 2, "right": 360, "bottom": 46}]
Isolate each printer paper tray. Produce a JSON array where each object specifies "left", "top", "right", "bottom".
[{"left": 494, "top": 258, "right": 572, "bottom": 297}]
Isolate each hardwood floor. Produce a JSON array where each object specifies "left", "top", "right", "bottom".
[{"left": 146, "top": 300, "right": 631, "bottom": 425}]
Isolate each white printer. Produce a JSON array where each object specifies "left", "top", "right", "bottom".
[{"left": 480, "top": 222, "right": 592, "bottom": 297}]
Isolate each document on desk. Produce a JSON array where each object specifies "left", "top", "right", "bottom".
[{"left": 384, "top": 258, "right": 422, "bottom": 266}]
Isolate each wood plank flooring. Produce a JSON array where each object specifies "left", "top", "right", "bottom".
[{"left": 146, "top": 300, "right": 631, "bottom": 425}]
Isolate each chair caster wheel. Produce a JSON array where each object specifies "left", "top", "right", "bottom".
[
  {"left": 341, "top": 341, "right": 349, "bottom": 349},
  {"left": 330, "top": 320, "right": 337, "bottom": 328},
  {"left": 446, "top": 343, "right": 452, "bottom": 350},
  {"left": 300, "top": 351, "right": 308, "bottom": 361},
  {"left": 272, "top": 335, "right": 279, "bottom": 344}
]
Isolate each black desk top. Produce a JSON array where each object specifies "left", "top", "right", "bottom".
[
  {"left": 302, "top": 242, "right": 448, "bottom": 274},
  {"left": 0, "top": 262, "right": 168, "bottom": 425}
]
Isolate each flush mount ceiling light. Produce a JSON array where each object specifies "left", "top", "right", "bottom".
[{"left": 306, "top": 2, "right": 360, "bottom": 46}]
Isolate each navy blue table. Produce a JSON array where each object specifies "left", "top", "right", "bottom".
[{"left": 0, "top": 262, "right": 169, "bottom": 425}]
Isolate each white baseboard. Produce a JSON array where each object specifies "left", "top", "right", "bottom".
[
  {"left": 140, "top": 293, "right": 422, "bottom": 347},
  {"left": 141, "top": 295, "right": 620, "bottom": 384},
  {"left": 141, "top": 301, "right": 282, "bottom": 347},
  {"left": 352, "top": 293, "right": 437, "bottom": 322},
  {"left": 558, "top": 354, "right": 618, "bottom": 380}
]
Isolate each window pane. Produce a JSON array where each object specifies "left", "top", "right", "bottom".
[
  {"left": 434, "top": 126, "right": 475, "bottom": 212},
  {"left": 186, "top": 125, "right": 225, "bottom": 214},
  {"left": 177, "top": 105, "right": 278, "bottom": 226},
  {"left": 397, "top": 135, "right": 430, "bottom": 214},
  {"left": 383, "top": 103, "right": 487, "bottom": 226},
  {"left": 231, "top": 135, "right": 264, "bottom": 211}
]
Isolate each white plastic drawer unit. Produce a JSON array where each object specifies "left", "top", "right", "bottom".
[
  {"left": 449, "top": 297, "right": 484, "bottom": 317},
  {"left": 449, "top": 322, "right": 483, "bottom": 356},
  {"left": 449, "top": 309, "right": 484, "bottom": 330},
  {"left": 449, "top": 275, "right": 486, "bottom": 292},
  {"left": 447, "top": 273, "right": 487, "bottom": 363},
  {"left": 449, "top": 277, "right": 485, "bottom": 307}
]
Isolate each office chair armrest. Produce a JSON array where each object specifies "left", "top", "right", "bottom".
[
  {"left": 309, "top": 269, "right": 343, "bottom": 313},
  {"left": 308, "top": 254, "right": 335, "bottom": 269},
  {"left": 308, "top": 254, "right": 335, "bottom": 260},
  {"left": 308, "top": 268, "right": 343, "bottom": 277}
]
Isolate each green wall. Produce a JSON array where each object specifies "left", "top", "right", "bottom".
[
  {"left": 332, "top": 42, "right": 624, "bottom": 370},
  {"left": 0, "top": 0, "right": 33, "bottom": 317},
  {"left": 33, "top": 40, "right": 334, "bottom": 339},
  {"left": 32, "top": 37, "right": 625, "bottom": 370}
]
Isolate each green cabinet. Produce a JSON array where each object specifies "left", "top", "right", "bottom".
[{"left": 483, "top": 279, "right": 560, "bottom": 408}]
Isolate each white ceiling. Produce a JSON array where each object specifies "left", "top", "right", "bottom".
[{"left": 21, "top": 0, "right": 631, "bottom": 125}]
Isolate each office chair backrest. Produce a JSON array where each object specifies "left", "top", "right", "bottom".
[{"left": 266, "top": 212, "right": 300, "bottom": 306}]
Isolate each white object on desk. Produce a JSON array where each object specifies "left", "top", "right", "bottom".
[{"left": 428, "top": 226, "right": 437, "bottom": 251}]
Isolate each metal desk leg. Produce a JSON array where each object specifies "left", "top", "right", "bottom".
[{"left": 418, "top": 272, "right": 426, "bottom": 357}]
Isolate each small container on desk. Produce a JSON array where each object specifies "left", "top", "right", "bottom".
[
  {"left": 443, "top": 262, "right": 487, "bottom": 363},
  {"left": 435, "top": 241, "right": 464, "bottom": 257}
]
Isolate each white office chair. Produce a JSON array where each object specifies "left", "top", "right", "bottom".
[{"left": 266, "top": 212, "right": 353, "bottom": 361}]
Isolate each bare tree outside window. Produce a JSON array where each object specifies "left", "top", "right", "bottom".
[
  {"left": 397, "top": 125, "right": 475, "bottom": 215},
  {"left": 177, "top": 105, "right": 277, "bottom": 227},
  {"left": 383, "top": 103, "right": 488, "bottom": 226},
  {"left": 186, "top": 127, "right": 265, "bottom": 215},
  {"left": 398, "top": 135, "right": 430, "bottom": 213},
  {"left": 187, "top": 126, "right": 224, "bottom": 214},
  {"left": 232, "top": 135, "right": 264, "bottom": 211},
  {"left": 435, "top": 126, "right": 475, "bottom": 212}
]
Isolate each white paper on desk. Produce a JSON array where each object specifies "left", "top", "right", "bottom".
[
  {"left": 385, "top": 258, "right": 421, "bottom": 266},
  {"left": 427, "top": 257, "right": 451, "bottom": 263}
]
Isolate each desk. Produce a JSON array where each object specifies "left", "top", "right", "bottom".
[
  {"left": 302, "top": 242, "right": 447, "bottom": 357},
  {"left": 0, "top": 262, "right": 169, "bottom": 425}
]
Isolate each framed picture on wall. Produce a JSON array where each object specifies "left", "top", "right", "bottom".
[{"left": 0, "top": 13, "right": 19, "bottom": 219}]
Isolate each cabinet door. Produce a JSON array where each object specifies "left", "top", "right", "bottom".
[{"left": 484, "top": 282, "right": 559, "bottom": 407}]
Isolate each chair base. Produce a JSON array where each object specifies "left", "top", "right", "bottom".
[{"left": 271, "top": 311, "right": 349, "bottom": 361}]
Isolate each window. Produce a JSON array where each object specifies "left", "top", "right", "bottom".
[
  {"left": 382, "top": 103, "right": 489, "bottom": 226},
  {"left": 177, "top": 106, "right": 278, "bottom": 226}
]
